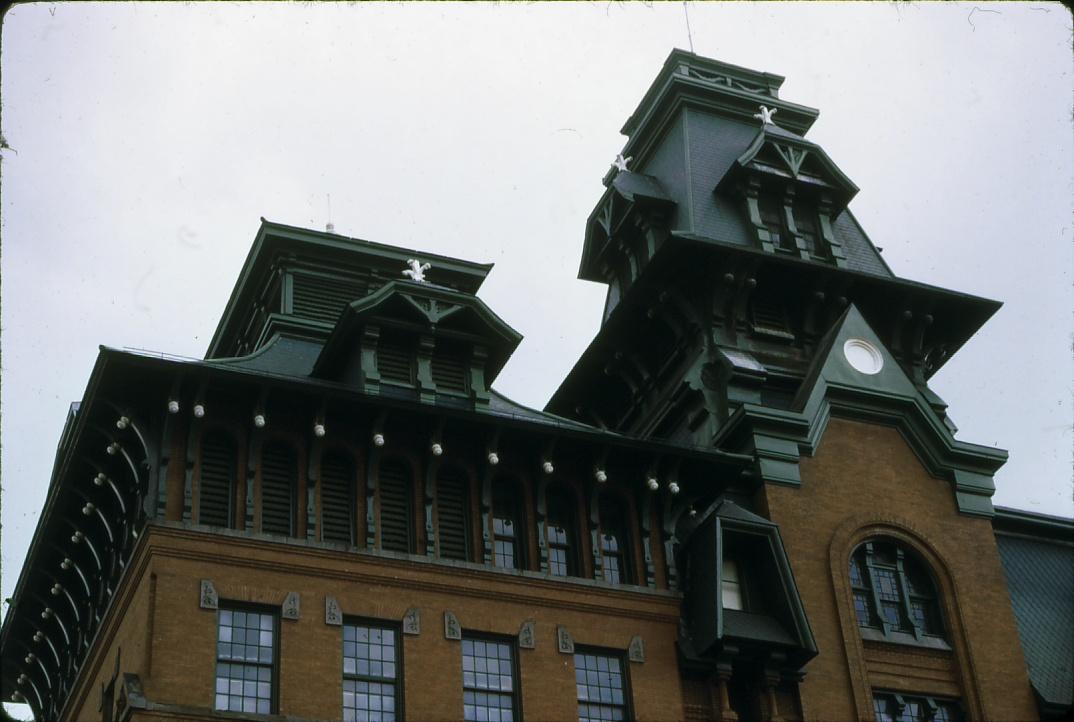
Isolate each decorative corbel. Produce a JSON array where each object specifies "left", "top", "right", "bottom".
[
  {"left": 416, "top": 334, "right": 436, "bottom": 405},
  {"left": 157, "top": 375, "right": 185, "bottom": 518},
  {"left": 365, "top": 410, "right": 389, "bottom": 548},
  {"left": 480, "top": 429, "right": 502, "bottom": 564},
  {"left": 424, "top": 418, "right": 447, "bottom": 556},
  {"left": 307, "top": 398, "right": 328, "bottom": 542},
  {"left": 360, "top": 325, "right": 382, "bottom": 394},
  {"left": 816, "top": 192, "right": 847, "bottom": 267}
]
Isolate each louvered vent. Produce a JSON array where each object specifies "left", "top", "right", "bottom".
[
  {"left": 321, "top": 451, "right": 354, "bottom": 544},
  {"left": 751, "top": 298, "right": 788, "bottom": 331},
  {"left": 377, "top": 341, "right": 413, "bottom": 384},
  {"left": 291, "top": 273, "right": 368, "bottom": 324},
  {"left": 198, "top": 431, "right": 236, "bottom": 527},
  {"left": 378, "top": 459, "right": 412, "bottom": 553},
  {"left": 261, "top": 442, "right": 296, "bottom": 536},
  {"left": 431, "top": 353, "right": 468, "bottom": 394},
  {"left": 436, "top": 466, "right": 471, "bottom": 561}
]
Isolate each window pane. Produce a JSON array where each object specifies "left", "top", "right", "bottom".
[
  {"left": 462, "top": 637, "right": 517, "bottom": 722},
  {"left": 342, "top": 623, "right": 400, "bottom": 721},
  {"left": 574, "top": 650, "right": 628, "bottom": 722},
  {"left": 215, "top": 608, "right": 274, "bottom": 714}
]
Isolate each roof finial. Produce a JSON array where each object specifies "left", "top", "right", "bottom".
[
  {"left": 611, "top": 153, "right": 632, "bottom": 172},
  {"left": 753, "top": 105, "right": 777, "bottom": 126},
  {"left": 402, "top": 259, "right": 431, "bottom": 283}
]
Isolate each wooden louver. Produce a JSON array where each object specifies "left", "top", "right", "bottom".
[
  {"left": 436, "top": 466, "right": 471, "bottom": 561},
  {"left": 377, "top": 341, "right": 413, "bottom": 384},
  {"left": 291, "top": 273, "right": 368, "bottom": 324},
  {"left": 378, "top": 459, "right": 412, "bottom": 553},
  {"left": 261, "top": 441, "right": 297, "bottom": 536},
  {"left": 431, "top": 353, "right": 468, "bottom": 394},
  {"left": 320, "top": 451, "right": 355, "bottom": 544},
  {"left": 198, "top": 431, "right": 236, "bottom": 527}
]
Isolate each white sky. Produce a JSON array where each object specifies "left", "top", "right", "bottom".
[{"left": 1, "top": 3, "right": 1072, "bottom": 689}]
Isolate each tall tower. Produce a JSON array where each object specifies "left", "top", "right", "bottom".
[{"left": 546, "top": 49, "right": 1001, "bottom": 516}]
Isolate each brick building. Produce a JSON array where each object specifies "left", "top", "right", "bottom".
[{"left": 2, "top": 50, "right": 1071, "bottom": 722}]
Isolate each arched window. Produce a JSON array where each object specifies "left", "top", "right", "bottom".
[
  {"left": 260, "top": 440, "right": 297, "bottom": 536},
  {"left": 436, "top": 465, "right": 471, "bottom": 561},
  {"left": 850, "top": 539, "right": 944, "bottom": 640},
  {"left": 198, "top": 430, "right": 237, "bottom": 528},
  {"left": 546, "top": 484, "right": 579, "bottom": 577},
  {"left": 597, "top": 493, "right": 633, "bottom": 585},
  {"left": 320, "top": 449, "right": 356, "bottom": 545},
  {"left": 378, "top": 458, "right": 413, "bottom": 554},
  {"left": 492, "top": 477, "right": 526, "bottom": 570}
]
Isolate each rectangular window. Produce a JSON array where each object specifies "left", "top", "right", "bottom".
[
  {"left": 461, "top": 636, "right": 518, "bottom": 722},
  {"left": 721, "top": 558, "right": 744, "bottom": 611},
  {"left": 575, "top": 649, "right": 630, "bottom": 722},
  {"left": 215, "top": 607, "right": 276, "bottom": 715},
  {"left": 343, "top": 622, "right": 400, "bottom": 722}
]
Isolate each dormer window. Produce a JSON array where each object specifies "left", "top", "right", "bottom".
[{"left": 721, "top": 557, "right": 744, "bottom": 610}]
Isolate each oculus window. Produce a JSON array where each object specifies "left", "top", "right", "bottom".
[
  {"left": 575, "top": 649, "right": 630, "bottom": 722},
  {"left": 461, "top": 636, "right": 518, "bottom": 722},
  {"left": 343, "top": 622, "right": 400, "bottom": 722},
  {"left": 215, "top": 607, "right": 276, "bottom": 714}
]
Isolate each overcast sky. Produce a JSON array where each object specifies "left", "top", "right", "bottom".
[{"left": 1, "top": 3, "right": 1071, "bottom": 681}]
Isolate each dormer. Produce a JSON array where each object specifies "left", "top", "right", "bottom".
[
  {"left": 206, "top": 219, "right": 493, "bottom": 360},
  {"left": 312, "top": 279, "right": 522, "bottom": 408},
  {"left": 716, "top": 123, "right": 859, "bottom": 265}
]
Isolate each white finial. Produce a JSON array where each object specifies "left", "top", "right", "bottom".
[
  {"left": 372, "top": 433, "right": 386, "bottom": 447},
  {"left": 611, "top": 153, "right": 632, "bottom": 172},
  {"left": 313, "top": 423, "right": 326, "bottom": 438},
  {"left": 542, "top": 460, "right": 555, "bottom": 475},
  {"left": 753, "top": 105, "right": 777, "bottom": 126},
  {"left": 487, "top": 451, "right": 500, "bottom": 466},
  {"left": 402, "top": 259, "right": 432, "bottom": 283},
  {"left": 430, "top": 442, "right": 443, "bottom": 457},
  {"left": 668, "top": 482, "right": 681, "bottom": 495},
  {"left": 646, "top": 477, "right": 659, "bottom": 492},
  {"left": 167, "top": 399, "right": 180, "bottom": 414},
  {"left": 595, "top": 469, "right": 608, "bottom": 484}
]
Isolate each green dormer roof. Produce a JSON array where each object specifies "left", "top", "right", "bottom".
[{"left": 207, "top": 218, "right": 494, "bottom": 359}]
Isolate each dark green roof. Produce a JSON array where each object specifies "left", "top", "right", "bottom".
[{"left": 994, "top": 508, "right": 1074, "bottom": 715}]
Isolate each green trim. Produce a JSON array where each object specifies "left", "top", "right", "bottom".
[
  {"left": 716, "top": 305, "right": 1005, "bottom": 517},
  {"left": 207, "top": 219, "right": 495, "bottom": 359}
]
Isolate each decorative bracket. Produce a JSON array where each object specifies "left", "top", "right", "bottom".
[
  {"left": 402, "top": 607, "right": 421, "bottom": 635},
  {"left": 444, "top": 611, "right": 461, "bottom": 640},
  {"left": 556, "top": 626, "right": 575, "bottom": 654},
  {"left": 199, "top": 579, "right": 218, "bottom": 610},
  {"left": 519, "top": 620, "right": 536, "bottom": 650},
  {"left": 281, "top": 591, "right": 300, "bottom": 620},
  {"left": 325, "top": 596, "right": 342, "bottom": 626}
]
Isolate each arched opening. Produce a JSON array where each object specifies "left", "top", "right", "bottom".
[
  {"left": 378, "top": 457, "right": 413, "bottom": 554},
  {"left": 546, "top": 483, "right": 579, "bottom": 577},
  {"left": 260, "top": 440, "right": 297, "bottom": 536},
  {"left": 198, "top": 430, "right": 237, "bottom": 528},
  {"left": 321, "top": 449, "right": 357, "bottom": 545},
  {"left": 436, "top": 465, "right": 471, "bottom": 561},
  {"left": 492, "top": 476, "right": 527, "bottom": 570}
]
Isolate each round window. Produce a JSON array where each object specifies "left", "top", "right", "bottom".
[{"left": 843, "top": 339, "right": 884, "bottom": 375}]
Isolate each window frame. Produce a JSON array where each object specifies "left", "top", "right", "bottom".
[
  {"left": 596, "top": 492, "right": 634, "bottom": 585},
  {"left": 492, "top": 478, "right": 527, "bottom": 571},
  {"left": 545, "top": 484, "right": 580, "bottom": 578},
  {"left": 573, "top": 646, "right": 633, "bottom": 722},
  {"left": 214, "top": 602, "right": 280, "bottom": 716},
  {"left": 341, "top": 616, "right": 404, "bottom": 722},
  {"left": 871, "top": 690, "right": 962, "bottom": 722},
  {"left": 850, "top": 540, "right": 947, "bottom": 647},
  {"left": 460, "top": 632, "right": 522, "bottom": 722}
]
